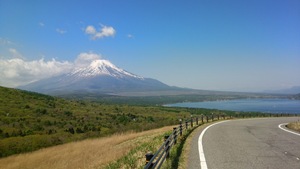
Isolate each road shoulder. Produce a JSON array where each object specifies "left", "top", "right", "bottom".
[{"left": 179, "top": 121, "right": 221, "bottom": 169}]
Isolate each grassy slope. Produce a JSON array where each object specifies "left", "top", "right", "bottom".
[
  {"left": 0, "top": 126, "right": 173, "bottom": 169},
  {"left": 0, "top": 86, "right": 191, "bottom": 157}
]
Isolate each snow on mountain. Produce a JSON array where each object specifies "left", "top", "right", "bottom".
[{"left": 69, "top": 59, "right": 143, "bottom": 79}]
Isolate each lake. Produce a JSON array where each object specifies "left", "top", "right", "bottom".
[{"left": 165, "top": 99, "right": 300, "bottom": 114}]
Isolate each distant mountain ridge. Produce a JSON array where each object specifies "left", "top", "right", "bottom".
[
  {"left": 264, "top": 86, "right": 300, "bottom": 94},
  {"left": 19, "top": 59, "right": 173, "bottom": 95}
]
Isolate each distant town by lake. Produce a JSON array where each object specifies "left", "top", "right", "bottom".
[{"left": 165, "top": 99, "right": 300, "bottom": 114}]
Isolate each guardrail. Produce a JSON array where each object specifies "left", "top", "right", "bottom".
[
  {"left": 144, "top": 113, "right": 299, "bottom": 169},
  {"left": 144, "top": 114, "right": 227, "bottom": 169}
]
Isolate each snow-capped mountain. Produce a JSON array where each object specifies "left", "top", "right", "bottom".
[
  {"left": 19, "top": 59, "right": 172, "bottom": 95},
  {"left": 70, "top": 59, "right": 142, "bottom": 79}
]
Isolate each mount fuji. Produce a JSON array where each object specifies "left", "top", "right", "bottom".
[{"left": 19, "top": 59, "right": 173, "bottom": 95}]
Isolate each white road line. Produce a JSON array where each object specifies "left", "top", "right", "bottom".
[
  {"left": 278, "top": 123, "right": 300, "bottom": 136},
  {"left": 198, "top": 120, "right": 229, "bottom": 169}
]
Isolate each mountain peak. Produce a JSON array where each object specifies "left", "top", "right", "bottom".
[
  {"left": 90, "top": 59, "right": 114, "bottom": 69},
  {"left": 70, "top": 59, "right": 143, "bottom": 79}
]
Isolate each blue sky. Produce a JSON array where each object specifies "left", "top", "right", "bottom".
[{"left": 0, "top": 0, "right": 299, "bottom": 92}]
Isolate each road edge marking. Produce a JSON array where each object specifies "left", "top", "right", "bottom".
[
  {"left": 198, "top": 120, "right": 229, "bottom": 169},
  {"left": 278, "top": 123, "right": 300, "bottom": 136}
]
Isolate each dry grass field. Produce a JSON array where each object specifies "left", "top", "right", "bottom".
[
  {"left": 287, "top": 121, "right": 300, "bottom": 132},
  {"left": 0, "top": 126, "right": 173, "bottom": 169}
]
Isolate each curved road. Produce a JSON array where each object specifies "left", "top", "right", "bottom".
[{"left": 188, "top": 117, "right": 300, "bottom": 169}]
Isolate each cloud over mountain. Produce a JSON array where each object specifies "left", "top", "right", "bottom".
[
  {"left": 0, "top": 52, "right": 104, "bottom": 88},
  {"left": 75, "top": 52, "right": 102, "bottom": 68},
  {"left": 0, "top": 58, "right": 72, "bottom": 87}
]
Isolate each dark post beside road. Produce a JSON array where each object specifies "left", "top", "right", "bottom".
[
  {"left": 164, "top": 135, "right": 170, "bottom": 158},
  {"left": 145, "top": 152, "right": 154, "bottom": 168},
  {"left": 173, "top": 127, "right": 177, "bottom": 145}
]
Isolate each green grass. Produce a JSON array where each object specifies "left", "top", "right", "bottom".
[{"left": 167, "top": 128, "right": 196, "bottom": 169}]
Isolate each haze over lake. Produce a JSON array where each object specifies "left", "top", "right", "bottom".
[{"left": 166, "top": 99, "right": 300, "bottom": 114}]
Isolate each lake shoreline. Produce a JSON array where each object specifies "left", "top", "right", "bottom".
[{"left": 165, "top": 98, "right": 300, "bottom": 114}]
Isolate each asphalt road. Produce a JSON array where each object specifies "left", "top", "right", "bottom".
[{"left": 188, "top": 117, "right": 300, "bottom": 169}]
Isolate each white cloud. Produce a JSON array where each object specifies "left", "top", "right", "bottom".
[
  {"left": 0, "top": 52, "right": 103, "bottom": 87},
  {"left": 85, "top": 24, "right": 116, "bottom": 40},
  {"left": 56, "top": 28, "right": 67, "bottom": 34},
  {"left": 95, "top": 26, "right": 115, "bottom": 38},
  {"left": 9, "top": 48, "right": 23, "bottom": 59},
  {"left": 0, "top": 58, "right": 73, "bottom": 87},
  {"left": 0, "top": 38, "right": 13, "bottom": 45},
  {"left": 85, "top": 25, "right": 96, "bottom": 34},
  {"left": 39, "top": 22, "right": 45, "bottom": 27},
  {"left": 127, "top": 34, "right": 134, "bottom": 38},
  {"left": 75, "top": 52, "right": 102, "bottom": 68}
]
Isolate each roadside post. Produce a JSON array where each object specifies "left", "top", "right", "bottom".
[
  {"left": 145, "top": 152, "right": 154, "bottom": 168},
  {"left": 173, "top": 127, "right": 177, "bottom": 144},
  {"left": 164, "top": 135, "right": 170, "bottom": 158},
  {"left": 179, "top": 119, "right": 182, "bottom": 136}
]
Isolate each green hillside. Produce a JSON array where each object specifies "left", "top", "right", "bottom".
[
  {"left": 0, "top": 86, "right": 191, "bottom": 157},
  {"left": 0, "top": 86, "right": 265, "bottom": 158}
]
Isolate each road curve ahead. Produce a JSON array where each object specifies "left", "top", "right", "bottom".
[{"left": 191, "top": 117, "right": 300, "bottom": 169}]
